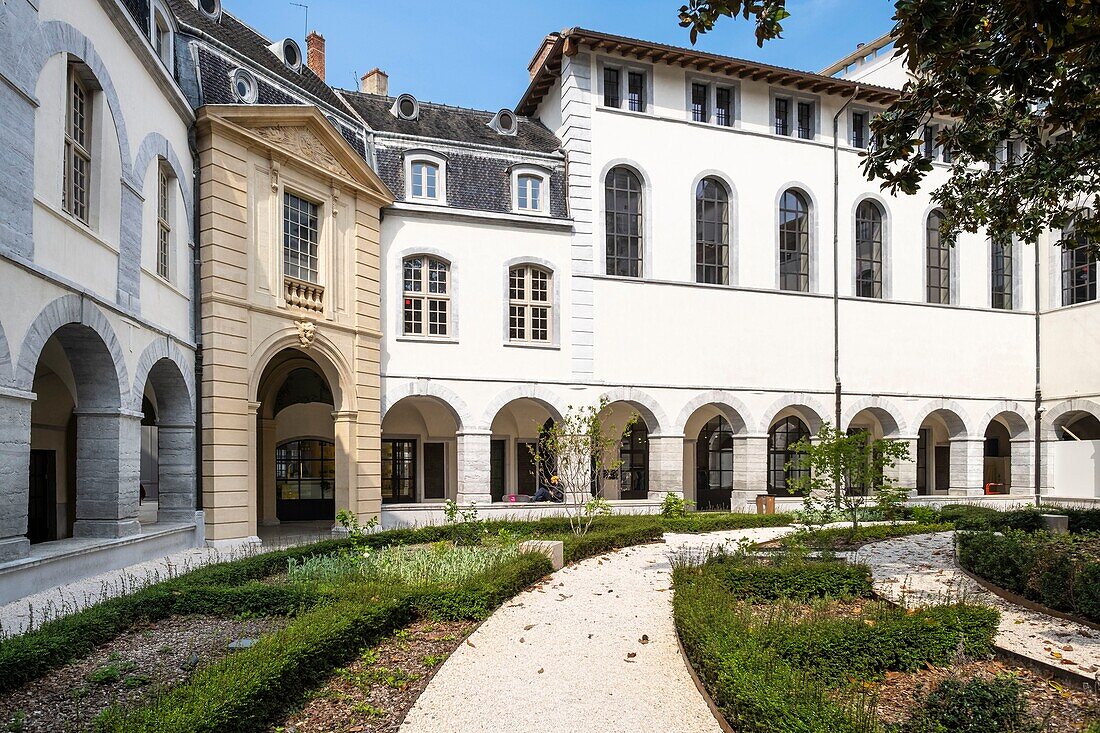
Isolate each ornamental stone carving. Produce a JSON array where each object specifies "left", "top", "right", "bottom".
[
  {"left": 254, "top": 126, "right": 349, "bottom": 178},
  {"left": 296, "top": 319, "right": 317, "bottom": 349}
]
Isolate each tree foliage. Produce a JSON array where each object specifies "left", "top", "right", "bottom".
[{"left": 678, "top": 0, "right": 1100, "bottom": 250}]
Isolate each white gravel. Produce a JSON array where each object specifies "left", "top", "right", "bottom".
[
  {"left": 852, "top": 531, "right": 1100, "bottom": 683},
  {"left": 400, "top": 527, "right": 794, "bottom": 733}
]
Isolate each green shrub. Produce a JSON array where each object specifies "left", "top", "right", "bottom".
[
  {"left": 900, "top": 675, "right": 1040, "bottom": 733},
  {"left": 781, "top": 522, "right": 953, "bottom": 550},
  {"left": 904, "top": 505, "right": 940, "bottom": 525},
  {"left": 660, "top": 493, "right": 690, "bottom": 518},
  {"left": 704, "top": 558, "right": 873, "bottom": 601},
  {"left": 659, "top": 512, "right": 793, "bottom": 533},
  {"left": 410, "top": 552, "right": 552, "bottom": 620}
]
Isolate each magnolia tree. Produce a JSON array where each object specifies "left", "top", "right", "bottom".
[
  {"left": 531, "top": 398, "right": 637, "bottom": 536},
  {"left": 787, "top": 423, "right": 910, "bottom": 532}
]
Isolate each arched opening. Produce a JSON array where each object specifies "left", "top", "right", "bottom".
[
  {"left": 767, "top": 412, "right": 812, "bottom": 497},
  {"left": 983, "top": 420, "right": 1011, "bottom": 494},
  {"left": 137, "top": 357, "right": 195, "bottom": 526},
  {"left": 256, "top": 351, "right": 336, "bottom": 523},
  {"left": 28, "top": 324, "right": 131, "bottom": 541},
  {"left": 488, "top": 398, "right": 559, "bottom": 503},
  {"left": 845, "top": 407, "right": 903, "bottom": 495},
  {"left": 381, "top": 395, "right": 460, "bottom": 504},
  {"left": 681, "top": 403, "right": 748, "bottom": 510},
  {"left": 598, "top": 401, "right": 652, "bottom": 500},
  {"left": 915, "top": 409, "right": 967, "bottom": 495},
  {"left": 1058, "top": 412, "right": 1100, "bottom": 440}
]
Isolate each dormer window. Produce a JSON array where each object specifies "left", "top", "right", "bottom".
[
  {"left": 269, "top": 38, "right": 302, "bottom": 72},
  {"left": 404, "top": 151, "right": 446, "bottom": 204},
  {"left": 512, "top": 166, "right": 549, "bottom": 214},
  {"left": 489, "top": 109, "right": 518, "bottom": 135},
  {"left": 152, "top": 5, "right": 173, "bottom": 70},
  {"left": 198, "top": 0, "right": 221, "bottom": 21},
  {"left": 392, "top": 94, "right": 419, "bottom": 121},
  {"left": 231, "top": 68, "right": 258, "bottom": 103}
]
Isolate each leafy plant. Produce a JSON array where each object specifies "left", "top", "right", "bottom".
[
  {"left": 661, "top": 493, "right": 692, "bottom": 518},
  {"left": 900, "top": 675, "right": 1040, "bottom": 733},
  {"left": 335, "top": 510, "right": 379, "bottom": 555}
]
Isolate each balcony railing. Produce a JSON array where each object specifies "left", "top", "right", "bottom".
[{"left": 284, "top": 276, "right": 324, "bottom": 313}]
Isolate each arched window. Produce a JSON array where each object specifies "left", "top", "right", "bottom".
[
  {"left": 64, "top": 64, "right": 93, "bottom": 224},
  {"left": 619, "top": 422, "right": 649, "bottom": 499},
  {"left": 1062, "top": 211, "right": 1096, "bottom": 306},
  {"left": 403, "top": 256, "right": 450, "bottom": 337},
  {"left": 696, "top": 178, "right": 730, "bottom": 284},
  {"left": 696, "top": 416, "right": 733, "bottom": 510},
  {"left": 768, "top": 416, "right": 810, "bottom": 496},
  {"left": 991, "top": 237, "right": 1013, "bottom": 310},
  {"left": 778, "top": 189, "right": 810, "bottom": 291},
  {"left": 926, "top": 210, "right": 950, "bottom": 304},
  {"left": 605, "top": 167, "right": 643, "bottom": 277},
  {"left": 508, "top": 265, "right": 552, "bottom": 343},
  {"left": 407, "top": 156, "right": 445, "bottom": 203},
  {"left": 855, "top": 200, "right": 884, "bottom": 298}
]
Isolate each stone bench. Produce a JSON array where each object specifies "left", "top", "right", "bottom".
[{"left": 519, "top": 539, "right": 564, "bottom": 571}]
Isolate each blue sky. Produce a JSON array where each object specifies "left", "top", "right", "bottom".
[{"left": 224, "top": 0, "right": 896, "bottom": 111}]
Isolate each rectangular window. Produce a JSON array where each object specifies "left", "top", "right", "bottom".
[
  {"left": 603, "top": 67, "right": 621, "bottom": 108},
  {"left": 774, "top": 97, "right": 790, "bottom": 136},
  {"left": 508, "top": 266, "right": 551, "bottom": 343},
  {"left": 64, "top": 68, "right": 91, "bottom": 224},
  {"left": 1062, "top": 246, "right": 1097, "bottom": 306},
  {"left": 157, "top": 168, "right": 171, "bottom": 280},
  {"left": 628, "top": 71, "right": 646, "bottom": 112},
  {"left": 923, "top": 126, "right": 937, "bottom": 160},
  {"left": 852, "top": 112, "right": 866, "bottom": 148},
  {"left": 796, "top": 101, "right": 813, "bottom": 140},
  {"left": 991, "top": 239, "right": 1013, "bottom": 310},
  {"left": 411, "top": 161, "right": 439, "bottom": 200},
  {"left": 381, "top": 439, "right": 416, "bottom": 503},
  {"left": 691, "top": 83, "right": 708, "bottom": 122},
  {"left": 283, "top": 193, "right": 319, "bottom": 283},
  {"left": 715, "top": 86, "right": 732, "bottom": 127},
  {"left": 517, "top": 174, "right": 543, "bottom": 212}
]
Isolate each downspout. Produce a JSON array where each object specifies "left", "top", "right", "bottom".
[
  {"left": 189, "top": 125, "right": 203, "bottom": 517},
  {"left": 833, "top": 85, "right": 860, "bottom": 503},
  {"left": 1034, "top": 233, "right": 1042, "bottom": 507}
]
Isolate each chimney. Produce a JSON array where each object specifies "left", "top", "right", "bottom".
[
  {"left": 306, "top": 30, "right": 325, "bottom": 81},
  {"left": 360, "top": 68, "right": 389, "bottom": 96}
]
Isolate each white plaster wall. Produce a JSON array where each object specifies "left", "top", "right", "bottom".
[{"left": 1051, "top": 440, "right": 1100, "bottom": 498}]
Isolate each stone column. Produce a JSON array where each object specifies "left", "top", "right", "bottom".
[
  {"left": 258, "top": 416, "right": 278, "bottom": 526},
  {"left": 456, "top": 429, "right": 492, "bottom": 505},
  {"left": 156, "top": 422, "right": 196, "bottom": 524},
  {"left": 731, "top": 434, "right": 768, "bottom": 510},
  {"left": 0, "top": 389, "right": 33, "bottom": 561},
  {"left": 245, "top": 401, "right": 261, "bottom": 538},
  {"left": 1009, "top": 437, "right": 1033, "bottom": 496},
  {"left": 332, "top": 411, "right": 358, "bottom": 521},
  {"left": 948, "top": 437, "right": 986, "bottom": 497},
  {"left": 72, "top": 408, "right": 142, "bottom": 538},
  {"left": 893, "top": 435, "right": 920, "bottom": 496},
  {"left": 647, "top": 434, "right": 684, "bottom": 500}
]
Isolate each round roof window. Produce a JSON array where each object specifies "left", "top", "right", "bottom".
[
  {"left": 282, "top": 39, "right": 301, "bottom": 70},
  {"left": 198, "top": 0, "right": 221, "bottom": 21},
  {"left": 231, "top": 69, "right": 258, "bottom": 104},
  {"left": 395, "top": 94, "right": 419, "bottom": 121}
]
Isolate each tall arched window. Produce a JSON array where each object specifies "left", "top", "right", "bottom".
[
  {"left": 403, "top": 256, "right": 450, "bottom": 337},
  {"left": 855, "top": 200, "right": 884, "bottom": 298},
  {"left": 605, "top": 167, "right": 643, "bottom": 277},
  {"left": 926, "top": 210, "right": 950, "bottom": 304},
  {"left": 696, "top": 416, "right": 733, "bottom": 510},
  {"left": 64, "top": 64, "right": 93, "bottom": 224},
  {"left": 619, "top": 422, "right": 649, "bottom": 499},
  {"left": 778, "top": 189, "right": 810, "bottom": 292},
  {"left": 696, "top": 178, "right": 730, "bottom": 284},
  {"left": 508, "top": 264, "right": 551, "bottom": 343},
  {"left": 1062, "top": 211, "right": 1097, "bottom": 306},
  {"left": 768, "top": 416, "right": 810, "bottom": 496},
  {"left": 991, "top": 237, "right": 1013, "bottom": 310}
]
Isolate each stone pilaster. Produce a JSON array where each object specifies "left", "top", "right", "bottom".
[
  {"left": 731, "top": 434, "right": 769, "bottom": 510},
  {"left": 1009, "top": 437, "right": 1034, "bottom": 496},
  {"left": 948, "top": 437, "right": 986, "bottom": 497},
  {"left": 893, "top": 435, "right": 920, "bottom": 494},
  {"left": 258, "top": 416, "right": 278, "bottom": 525},
  {"left": 332, "top": 411, "right": 358, "bottom": 521},
  {"left": 648, "top": 435, "right": 684, "bottom": 500},
  {"left": 456, "top": 430, "right": 492, "bottom": 504},
  {"left": 72, "top": 408, "right": 142, "bottom": 538},
  {"left": 0, "top": 390, "right": 33, "bottom": 561},
  {"left": 156, "top": 423, "right": 196, "bottom": 524}
]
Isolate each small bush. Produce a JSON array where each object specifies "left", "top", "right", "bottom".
[
  {"left": 900, "top": 675, "right": 1040, "bottom": 733},
  {"left": 781, "top": 523, "right": 953, "bottom": 550},
  {"left": 561, "top": 522, "right": 663, "bottom": 563},
  {"left": 703, "top": 558, "right": 873, "bottom": 601}
]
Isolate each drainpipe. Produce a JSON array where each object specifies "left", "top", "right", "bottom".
[
  {"left": 832, "top": 85, "right": 860, "bottom": 503},
  {"left": 189, "top": 125, "right": 203, "bottom": 515},
  {"left": 1034, "top": 233, "right": 1042, "bottom": 507}
]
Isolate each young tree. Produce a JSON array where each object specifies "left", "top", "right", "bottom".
[
  {"left": 678, "top": 1, "right": 1100, "bottom": 250},
  {"left": 787, "top": 423, "right": 910, "bottom": 532},
  {"left": 531, "top": 398, "right": 637, "bottom": 536}
]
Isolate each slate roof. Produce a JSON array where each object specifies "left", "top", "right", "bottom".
[
  {"left": 121, "top": 0, "right": 151, "bottom": 34},
  {"left": 164, "top": 0, "right": 349, "bottom": 112},
  {"left": 339, "top": 90, "right": 562, "bottom": 156}
]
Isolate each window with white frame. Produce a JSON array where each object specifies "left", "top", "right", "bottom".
[
  {"left": 64, "top": 64, "right": 92, "bottom": 224},
  {"left": 991, "top": 237, "right": 1013, "bottom": 310},
  {"left": 157, "top": 164, "right": 172, "bottom": 280},
  {"left": 508, "top": 265, "right": 551, "bottom": 343},
  {"left": 513, "top": 168, "right": 548, "bottom": 214},
  {"left": 602, "top": 63, "right": 647, "bottom": 112},
  {"left": 406, "top": 154, "right": 445, "bottom": 203},
  {"left": 403, "top": 256, "right": 450, "bottom": 337},
  {"left": 152, "top": 6, "right": 173, "bottom": 69},
  {"left": 855, "top": 199, "right": 884, "bottom": 298},
  {"left": 283, "top": 192, "right": 320, "bottom": 283}
]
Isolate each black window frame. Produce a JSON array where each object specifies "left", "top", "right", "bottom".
[
  {"left": 774, "top": 97, "right": 790, "bottom": 136},
  {"left": 604, "top": 166, "right": 644, "bottom": 278},
  {"left": 381, "top": 438, "right": 416, "bottom": 504},
  {"left": 991, "top": 237, "right": 1014, "bottom": 310},
  {"left": 627, "top": 71, "right": 646, "bottom": 112},
  {"left": 715, "top": 86, "right": 733, "bottom": 127},
  {"left": 796, "top": 101, "right": 814, "bottom": 140},
  {"left": 603, "top": 67, "right": 621, "bottom": 108},
  {"left": 275, "top": 439, "right": 335, "bottom": 502},
  {"left": 619, "top": 422, "right": 649, "bottom": 500},
  {"left": 695, "top": 177, "right": 730, "bottom": 285},
  {"left": 926, "top": 210, "right": 950, "bottom": 305},
  {"left": 855, "top": 200, "right": 884, "bottom": 299},
  {"left": 768, "top": 416, "right": 810, "bottom": 496},
  {"left": 851, "top": 111, "right": 867, "bottom": 149},
  {"left": 691, "top": 82, "right": 709, "bottom": 122},
  {"left": 696, "top": 416, "right": 734, "bottom": 508},
  {"left": 778, "top": 189, "right": 810, "bottom": 292},
  {"left": 1062, "top": 215, "right": 1097, "bottom": 306}
]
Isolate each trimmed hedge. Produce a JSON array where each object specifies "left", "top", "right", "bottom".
[
  {"left": 658, "top": 512, "right": 794, "bottom": 533},
  {"left": 561, "top": 522, "right": 664, "bottom": 563},
  {"left": 781, "top": 522, "right": 953, "bottom": 550},
  {"left": 97, "top": 552, "right": 553, "bottom": 733},
  {"left": 957, "top": 530, "right": 1100, "bottom": 623},
  {"left": 704, "top": 558, "right": 873, "bottom": 601}
]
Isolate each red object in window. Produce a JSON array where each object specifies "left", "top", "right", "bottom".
[{"left": 405, "top": 299, "right": 412, "bottom": 306}]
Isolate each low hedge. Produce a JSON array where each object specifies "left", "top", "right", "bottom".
[
  {"left": 97, "top": 552, "right": 554, "bottom": 733},
  {"left": 957, "top": 530, "right": 1100, "bottom": 623},
  {"left": 925, "top": 505, "right": 1100, "bottom": 534},
  {"left": 561, "top": 522, "right": 664, "bottom": 563},
  {"left": 781, "top": 522, "right": 953, "bottom": 550},
  {"left": 658, "top": 512, "right": 794, "bottom": 533},
  {"left": 703, "top": 558, "right": 873, "bottom": 601}
]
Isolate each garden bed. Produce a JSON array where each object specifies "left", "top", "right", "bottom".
[{"left": 755, "top": 522, "right": 951, "bottom": 551}]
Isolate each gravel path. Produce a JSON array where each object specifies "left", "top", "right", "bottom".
[
  {"left": 852, "top": 531, "right": 1100, "bottom": 683},
  {"left": 400, "top": 526, "right": 794, "bottom": 733}
]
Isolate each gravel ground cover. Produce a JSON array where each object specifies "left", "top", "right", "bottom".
[
  {"left": 851, "top": 531, "right": 1100, "bottom": 683},
  {"left": 270, "top": 619, "right": 474, "bottom": 733},
  {"left": 0, "top": 615, "right": 287, "bottom": 732}
]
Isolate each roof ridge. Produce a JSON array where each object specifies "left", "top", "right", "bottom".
[{"left": 336, "top": 88, "right": 536, "bottom": 121}]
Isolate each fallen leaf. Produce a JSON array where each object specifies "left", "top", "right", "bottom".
[
  {"left": 524, "top": 624, "right": 535, "bottom": 631},
  {"left": 639, "top": 635, "right": 649, "bottom": 644},
  {"left": 538, "top": 668, "right": 544, "bottom": 674},
  {"left": 467, "top": 640, "right": 476, "bottom": 648},
  {"left": 626, "top": 652, "right": 637, "bottom": 659}
]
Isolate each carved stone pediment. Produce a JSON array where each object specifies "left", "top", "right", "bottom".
[{"left": 253, "top": 125, "right": 351, "bottom": 178}]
